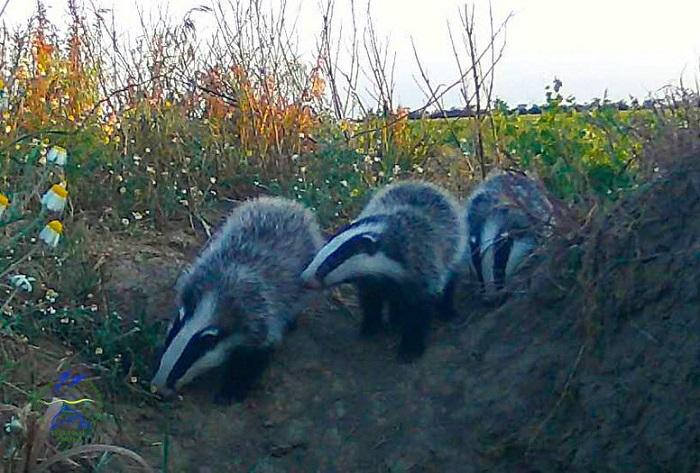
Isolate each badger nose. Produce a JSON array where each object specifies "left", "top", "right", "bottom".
[{"left": 150, "top": 382, "right": 176, "bottom": 400}]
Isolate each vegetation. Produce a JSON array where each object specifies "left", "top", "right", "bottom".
[{"left": 0, "top": 0, "right": 697, "bottom": 470}]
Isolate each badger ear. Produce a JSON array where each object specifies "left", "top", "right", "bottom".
[{"left": 181, "top": 287, "right": 198, "bottom": 314}]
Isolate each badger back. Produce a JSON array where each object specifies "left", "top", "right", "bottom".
[
  {"left": 302, "top": 181, "right": 465, "bottom": 293},
  {"left": 464, "top": 170, "right": 554, "bottom": 294},
  {"left": 151, "top": 197, "right": 322, "bottom": 395},
  {"left": 225, "top": 197, "right": 323, "bottom": 299},
  {"left": 360, "top": 180, "right": 467, "bottom": 271}
]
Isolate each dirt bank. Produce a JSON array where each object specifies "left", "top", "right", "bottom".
[{"left": 99, "top": 154, "right": 700, "bottom": 472}]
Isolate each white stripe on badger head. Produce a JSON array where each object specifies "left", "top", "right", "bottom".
[
  {"left": 323, "top": 253, "right": 407, "bottom": 286},
  {"left": 265, "top": 315, "right": 287, "bottom": 347},
  {"left": 151, "top": 291, "right": 218, "bottom": 390},
  {"left": 479, "top": 216, "right": 501, "bottom": 294},
  {"left": 301, "top": 220, "right": 386, "bottom": 283},
  {"left": 505, "top": 238, "right": 535, "bottom": 278},
  {"left": 174, "top": 334, "right": 244, "bottom": 390},
  {"left": 165, "top": 306, "right": 187, "bottom": 335}
]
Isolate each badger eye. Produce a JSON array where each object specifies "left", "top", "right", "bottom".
[
  {"left": 199, "top": 327, "right": 220, "bottom": 340},
  {"left": 363, "top": 234, "right": 379, "bottom": 255}
]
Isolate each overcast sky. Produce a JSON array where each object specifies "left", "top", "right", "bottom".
[{"left": 3, "top": 0, "right": 700, "bottom": 108}]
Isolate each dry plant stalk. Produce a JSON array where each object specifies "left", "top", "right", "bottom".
[
  {"left": 317, "top": 0, "right": 399, "bottom": 123},
  {"left": 1, "top": 401, "right": 154, "bottom": 472},
  {"left": 414, "top": 1, "right": 512, "bottom": 178}
]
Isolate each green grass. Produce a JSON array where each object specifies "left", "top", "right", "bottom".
[{"left": 0, "top": 81, "right": 694, "bottom": 464}]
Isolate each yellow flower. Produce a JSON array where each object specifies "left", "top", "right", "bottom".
[
  {"left": 47, "top": 146, "right": 67, "bottom": 166},
  {"left": 0, "top": 193, "right": 8, "bottom": 218},
  {"left": 41, "top": 184, "right": 68, "bottom": 212},
  {"left": 39, "top": 220, "right": 63, "bottom": 248}
]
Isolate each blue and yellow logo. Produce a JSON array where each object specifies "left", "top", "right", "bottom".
[{"left": 44, "top": 368, "right": 101, "bottom": 441}]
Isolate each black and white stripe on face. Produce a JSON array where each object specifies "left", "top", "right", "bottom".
[
  {"left": 301, "top": 217, "right": 407, "bottom": 287},
  {"left": 466, "top": 192, "right": 493, "bottom": 284},
  {"left": 478, "top": 212, "right": 535, "bottom": 293},
  {"left": 151, "top": 291, "right": 238, "bottom": 394}
]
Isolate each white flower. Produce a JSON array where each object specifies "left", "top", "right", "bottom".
[
  {"left": 47, "top": 146, "right": 67, "bottom": 166},
  {"left": 41, "top": 184, "right": 68, "bottom": 212},
  {"left": 39, "top": 220, "right": 63, "bottom": 248},
  {"left": 45, "top": 288, "right": 58, "bottom": 302},
  {"left": 4, "top": 416, "right": 23, "bottom": 434},
  {"left": 0, "top": 193, "right": 8, "bottom": 218},
  {"left": 9, "top": 274, "right": 36, "bottom": 292}
]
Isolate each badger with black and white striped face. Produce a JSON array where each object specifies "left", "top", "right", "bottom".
[
  {"left": 301, "top": 180, "right": 466, "bottom": 361},
  {"left": 150, "top": 197, "right": 323, "bottom": 404},
  {"left": 464, "top": 169, "right": 554, "bottom": 298}
]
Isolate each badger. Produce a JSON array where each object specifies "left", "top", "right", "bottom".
[
  {"left": 463, "top": 169, "right": 555, "bottom": 298},
  {"left": 150, "top": 197, "right": 323, "bottom": 404},
  {"left": 301, "top": 180, "right": 467, "bottom": 361}
]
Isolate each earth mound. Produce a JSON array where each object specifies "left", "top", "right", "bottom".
[{"left": 102, "top": 152, "right": 700, "bottom": 472}]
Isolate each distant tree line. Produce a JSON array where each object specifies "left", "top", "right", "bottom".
[{"left": 406, "top": 98, "right": 664, "bottom": 119}]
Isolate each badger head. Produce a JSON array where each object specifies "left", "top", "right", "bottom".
[
  {"left": 150, "top": 279, "right": 246, "bottom": 398},
  {"left": 301, "top": 216, "right": 407, "bottom": 288}
]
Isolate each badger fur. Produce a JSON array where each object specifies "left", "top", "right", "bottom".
[
  {"left": 464, "top": 169, "right": 554, "bottom": 298},
  {"left": 301, "top": 180, "right": 467, "bottom": 361},
  {"left": 150, "top": 197, "right": 323, "bottom": 404}
]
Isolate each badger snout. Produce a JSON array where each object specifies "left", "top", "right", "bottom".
[
  {"left": 150, "top": 381, "right": 177, "bottom": 400},
  {"left": 150, "top": 369, "right": 176, "bottom": 400}
]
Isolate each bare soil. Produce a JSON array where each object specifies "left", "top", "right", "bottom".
[{"left": 9, "top": 155, "right": 699, "bottom": 472}]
